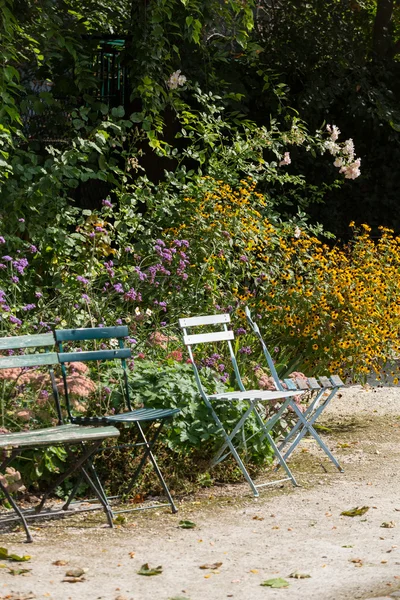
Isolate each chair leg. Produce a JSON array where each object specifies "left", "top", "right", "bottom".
[
  {"left": 122, "top": 421, "right": 178, "bottom": 513},
  {"left": 0, "top": 479, "right": 33, "bottom": 543}
]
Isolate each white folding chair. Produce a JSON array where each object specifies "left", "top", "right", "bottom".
[{"left": 179, "top": 313, "right": 306, "bottom": 497}]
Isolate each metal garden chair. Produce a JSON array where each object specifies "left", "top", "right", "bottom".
[
  {"left": 245, "top": 307, "right": 344, "bottom": 472},
  {"left": 0, "top": 332, "right": 120, "bottom": 542},
  {"left": 179, "top": 313, "right": 307, "bottom": 497},
  {"left": 54, "top": 325, "right": 180, "bottom": 514}
]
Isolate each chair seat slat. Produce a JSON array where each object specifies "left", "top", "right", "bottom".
[
  {"left": 209, "top": 389, "right": 304, "bottom": 401},
  {"left": 282, "top": 378, "right": 298, "bottom": 390},
  {"left": 330, "top": 374, "right": 345, "bottom": 387},
  {"left": 294, "top": 377, "right": 310, "bottom": 390},
  {"left": 307, "top": 377, "right": 321, "bottom": 390},
  {"left": 318, "top": 376, "right": 333, "bottom": 388}
]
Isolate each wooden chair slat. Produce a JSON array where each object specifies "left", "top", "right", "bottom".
[
  {"left": 318, "top": 376, "right": 333, "bottom": 388},
  {"left": 0, "top": 333, "right": 55, "bottom": 350},
  {"left": 0, "top": 352, "right": 59, "bottom": 369}
]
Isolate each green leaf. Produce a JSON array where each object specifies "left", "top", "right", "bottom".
[
  {"left": 178, "top": 520, "right": 196, "bottom": 529},
  {"left": 340, "top": 506, "right": 369, "bottom": 517},
  {"left": 137, "top": 563, "right": 163, "bottom": 576},
  {"left": 261, "top": 578, "right": 290, "bottom": 588},
  {"left": 0, "top": 548, "right": 31, "bottom": 562}
]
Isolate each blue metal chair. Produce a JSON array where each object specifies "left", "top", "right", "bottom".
[
  {"left": 54, "top": 326, "right": 180, "bottom": 514},
  {"left": 245, "top": 307, "right": 344, "bottom": 472},
  {"left": 179, "top": 313, "right": 307, "bottom": 497}
]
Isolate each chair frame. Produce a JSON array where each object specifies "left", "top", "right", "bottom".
[
  {"left": 55, "top": 326, "right": 180, "bottom": 514},
  {"left": 179, "top": 313, "right": 307, "bottom": 497},
  {"left": 245, "top": 307, "right": 344, "bottom": 472}
]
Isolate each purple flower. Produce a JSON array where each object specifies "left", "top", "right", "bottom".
[
  {"left": 2, "top": 255, "right": 12, "bottom": 261},
  {"left": 125, "top": 246, "right": 132, "bottom": 253},
  {"left": 19, "top": 218, "right": 25, "bottom": 223},
  {"left": 103, "top": 386, "right": 112, "bottom": 394},
  {"left": 22, "top": 303, "right": 36, "bottom": 311},
  {"left": 158, "top": 301, "right": 167, "bottom": 312},
  {"left": 13, "top": 258, "right": 28, "bottom": 274},
  {"left": 113, "top": 283, "right": 124, "bottom": 293},
  {"left": 124, "top": 288, "right": 137, "bottom": 301},
  {"left": 239, "top": 255, "right": 248, "bottom": 262},
  {"left": 127, "top": 338, "right": 137, "bottom": 345},
  {"left": 11, "top": 275, "right": 19, "bottom": 283},
  {"left": 239, "top": 346, "right": 252, "bottom": 355},
  {"left": 236, "top": 327, "right": 247, "bottom": 335},
  {"left": 74, "top": 303, "right": 79, "bottom": 309},
  {"left": 9, "top": 315, "right": 22, "bottom": 326},
  {"left": 102, "top": 199, "right": 113, "bottom": 208},
  {"left": 0, "top": 264, "right": 6, "bottom": 269},
  {"left": 161, "top": 321, "right": 167, "bottom": 327},
  {"left": 155, "top": 239, "right": 166, "bottom": 248},
  {"left": 0, "top": 237, "right": 5, "bottom": 244},
  {"left": 35, "top": 291, "right": 43, "bottom": 298},
  {"left": 116, "top": 318, "right": 123, "bottom": 325},
  {"left": 76, "top": 275, "right": 89, "bottom": 285},
  {"left": 220, "top": 373, "right": 229, "bottom": 383},
  {"left": 274, "top": 346, "right": 280, "bottom": 353},
  {"left": 1, "top": 305, "right": 10, "bottom": 312},
  {"left": 40, "top": 390, "right": 49, "bottom": 399},
  {"left": 29, "top": 245, "right": 38, "bottom": 253},
  {"left": 81, "top": 294, "right": 91, "bottom": 303},
  {"left": 98, "top": 323, "right": 105, "bottom": 328},
  {"left": 89, "top": 232, "right": 95, "bottom": 239}
]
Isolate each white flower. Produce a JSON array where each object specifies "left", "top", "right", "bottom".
[
  {"left": 294, "top": 226, "right": 301, "bottom": 239},
  {"left": 135, "top": 307, "right": 141, "bottom": 316},
  {"left": 333, "top": 157, "right": 344, "bottom": 168},
  {"left": 325, "top": 140, "right": 340, "bottom": 156},
  {"left": 167, "top": 70, "right": 187, "bottom": 90},
  {"left": 326, "top": 124, "right": 341, "bottom": 142},
  {"left": 145, "top": 308, "right": 153, "bottom": 316},
  {"left": 342, "top": 138, "right": 355, "bottom": 161},
  {"left": 341, "top": 158, "right": 361, "bottom": 180},
  {"left": 279, "top": 152, "right": 291, "bottom": 167}
]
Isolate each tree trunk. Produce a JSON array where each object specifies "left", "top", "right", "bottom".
[{"left": 372, "top": 0, "right": 394, "bottom": 57}]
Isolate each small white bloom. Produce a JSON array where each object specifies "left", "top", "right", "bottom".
[
  {"left": 333, "top": 157, "right": 344, "bottom": 168},
  {"left": 327, "top": 124, "right": 341, "bottom": 142},
  {"left": 342, "top": 138, "right": 355, "bottom": 160},
  {"left": 167, "top": 70, "right": 186, "bottom": 90},
  {"left": 325, "top": 140, "right": 340, "bottom": 156},
  {"left": 135, "top": 307, "right": 141, "bottom": 316},
  {"left": 109, "top": 338, "right": 119, "bottom": 348},
  {"left": 294, "top": 226, "right": 301, "bottom": 239},
  {"left": 279, "top": 151, "right": 291, "bottom": 167},
  {"left": 145, "top": 308, "right": 153, "bottom": 316}
]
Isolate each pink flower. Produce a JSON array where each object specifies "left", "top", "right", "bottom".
[{"left": 279, "top": 152, "right": 291, "bottom": 167}]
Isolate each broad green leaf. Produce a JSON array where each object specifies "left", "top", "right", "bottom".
[
  {"left": 340, "top": 506, "right": 369, "bottom": 517},
  {"left": 0, "top": 548, "right": 31, "bottom": 562},
  {"left": 260, "top": 578, "right": 290, "bottom": 588},
  {"left": 137, "top": 563, "right": 163, "bottom": 576},
  {"left": 178, "top": 520, "right": 196, "bottom": 529}
]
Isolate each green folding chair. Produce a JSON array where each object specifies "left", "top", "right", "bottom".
[
  {"left": 0, "top": 332, "right": 120, "bottom": 542},
  {"left": 179, "top": 313, "right": 307, "bottom": 497},
  {"left": 245, "top": 307, "right": 344, "bottom": 472},
  {"left": 54, "top": 325, "right": 180, "bottom": 514}
]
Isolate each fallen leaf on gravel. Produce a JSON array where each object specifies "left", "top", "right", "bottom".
[
  {"left": 250, "top": 569, "right": 258, "bottom": 574},
  {"left": 113, "top": 515, "right": 126, "bottom": 525},
  {"left": 129, "top": 552, "right": 135, "bottom": 559},
  {"left": 65, "top": 567, "right": 86, "bottom": 578},
  {"left": 137, "top": 563, "right": 162, "bottom": 576},
  {"left": 199, "top": 562, "right": 222, "bottom": 570},
  {"left": 178, "top": 520, "right": 196, "bottom": 529},
  {"left": 231, "top": 579, "right": 241, "bottom": 583},
  {"left": 341, "top": 506, "right": 369, "bottom": 517},
  {"left": 7, "top": 568, "right": 32, "bottom": 576},
  {"left": 52, "top": 560, "right": 68, "bottom": 566},
  {"left": 342, "top": 545, "right": 353, "bottom": 548},
  {"left": 260, "top": 578, "right": 290, "bottom": 588},
  {"left": 289, "top": 572, "right": 311, "bottom": 579},
  {"left": 168, "top": 597, "right": 191, "bottom": 600},
  {"left": 62, "top": 577, "right": 86, "bottom": 583},
  {"left": 252, "top": 516, "right": 264, "bottom": 521},
  {"left": 349, "top": 558, "right": 363, "bottom": 567},
  {"left": 381, "top": 521, "right": 396, "bottom": 528},
  {"left": 0, "top": 548, "right": 31, "bottom": 562}
]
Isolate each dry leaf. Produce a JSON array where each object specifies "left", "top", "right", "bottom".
[
  {"left": 65, "top": 567, "right": 86, "bottom": 578},
  {"left": 129, "top": 552, "right": 135, "bottom": 559},
  {"left": 52, "top": 560, "right": 68, "bottom": 566},
  {"left": 289, "top": 571, "right": 311, "bottom": 579},
  {"left": 381, "top": 521, "right": 396, "bottom": 528},
  {"left": 252, "top": 516, "right": 264, "bottom": 521},
  {"left": 199, "top": 562, "right": 222, "bottom": 570},
  {"left": 341, "top": 506, "right": 369, "bottom": 517}
]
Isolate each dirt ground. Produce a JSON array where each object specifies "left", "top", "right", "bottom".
[{"left": 1, "top": 384, "right": 400, "bottom": 600}]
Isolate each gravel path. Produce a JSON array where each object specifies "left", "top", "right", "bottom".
[{"left": 1, "top": 384, "right": 400, "bottom": 600}]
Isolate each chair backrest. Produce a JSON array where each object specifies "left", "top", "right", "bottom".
[
  {"left": 179, "top": 314, "right": 245, "bottom": 399},
  {"left": 0, "top": 332, "right": 64, "bottom": 424},
  {"left": 244, "top": 307, "right": 284, "bottom": 391},
  {"left": 54, "top": 326, "right": 133, "bottom": 419}
]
